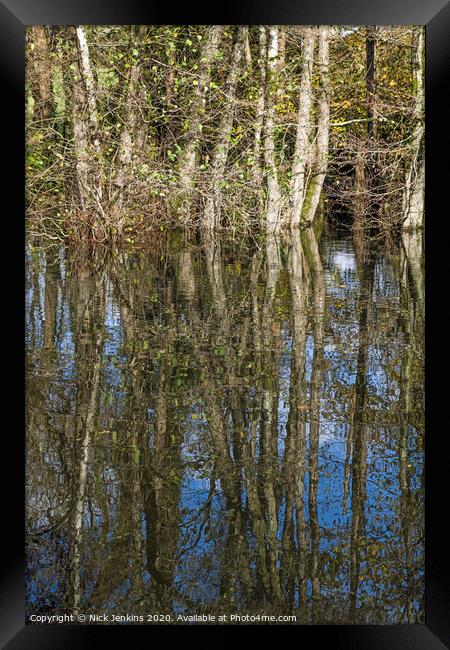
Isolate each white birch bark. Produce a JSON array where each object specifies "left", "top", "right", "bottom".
[
  {"left": 30, "top": 26, "right": 52, "bottom": 121},
  {"left": 112, "top": 27, "right": 148, "bottom": 220},
  {"left": 203, "top": 27, "right": 247, "bottom": 232},
  {"left": 71, "top": 68, "right": 90, "bottom": 211},
  {"left": 302, "top": 26, "right": 330, "bottom": 226},
  {"left": 402, "top": 27, "right": 424, "bottom": 231},
  {"left": 253, "top": 27, "right": 267, "bottom": 191},
  {"left": 74, "top": 26, "right": 103, "bottom": 209},
  {"left": 289, "top": 28, "right": 316, "bottom": 227},
  {"left": 75, "top": 27, "right": 101, "bottom": 154},
  {"left": 264, "top": 27, "right": 282, "bottom": 233}
]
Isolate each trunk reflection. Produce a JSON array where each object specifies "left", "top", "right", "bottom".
[{"left": 26, "top": 229, "right": 424, "bottom": 624}]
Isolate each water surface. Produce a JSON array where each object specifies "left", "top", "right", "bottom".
[{"left": 25, "top": 229, "right": 424, "bottom": 624}]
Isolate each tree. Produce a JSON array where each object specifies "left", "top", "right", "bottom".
[
  {"left": 203, "top": 27, "right": 247, "bottom": 232},
  {"left": 302, "top": 26, "right": 331, "bottom": 226},
  {"left": 289, "top": 27, "right": 316, "bottom": 227},
  {"left": 402, "top": 27, "right": 424, "bottom": 232},
  {"left": 264, "top": 27, "right": 282, "bottom": 233},
  {"left": 252, "top": 27, "right": 267, "bottom": 192},
  {"left": 72, "top": 26, "right": 104, "bottom": 229},
  {"left": 112, "top": 26, "right": 149, "bottom": 227},
  {"left": 176, "top": 26, "right": 223, "bottom": 203}
]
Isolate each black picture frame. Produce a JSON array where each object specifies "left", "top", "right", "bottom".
[{"left": 2, "top": 1, "right": 449, "bottom": 647}]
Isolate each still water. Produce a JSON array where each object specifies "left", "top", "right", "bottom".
[{"left": 25, "top": 229, "right": 424, "bottom": 624}]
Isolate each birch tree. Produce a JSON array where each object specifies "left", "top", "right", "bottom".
[
  {"left": 402, "top": 27, "right": 424, "bottom": 232},
  {"left": 302, "top": 26, "right": 330, "bottom": 226},
  {"left": 252, "top": 27, "right": 267, "bottom": 191},
  {"left": 71, "top": 65, "right": 90, "bottom": 212},
  {"left": 75, "top": 27, "right": 101, "bottom": 163},
  {"left": 277, "top": 27, "right": 286, "bottom": 99},
  {"left": 264, "top": 27, "right": 282, "bottom": 233},
  {"left": 73, "top": 26, "right": 103, "bottom": 221},
  {"left": 203, "top": 27, "right": 247, "bottom": 232},
  {"left": 289, "top": 28, "right": 316, "bottom": 227},
  {"left": 177, "top": 26, "right": 223, "bottom": 199},
  {"left": 112, "top": 26, "right": 148, "bottom": 225},
  {"left": 28, "top": 26, "right": 52, "bottom": 122}
]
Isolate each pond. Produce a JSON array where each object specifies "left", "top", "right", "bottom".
[{"left": 25, "top": 228, "right": 424, "bottom": 624}]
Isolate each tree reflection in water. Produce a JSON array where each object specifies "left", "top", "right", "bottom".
[{"left": 25, "top": 229, "right": 424, "bottom": 624}]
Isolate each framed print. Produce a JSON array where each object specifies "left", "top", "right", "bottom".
[{"left": 1, "top": 0, "right": 449, "bottom": 647}]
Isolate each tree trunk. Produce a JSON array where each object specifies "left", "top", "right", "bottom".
[
  {"left": 252, "top": 27, "right": 267, "bottom": 192},
  {"left": 276, "top": 27, "right": 286, "bottom": 99},
  {"left": 29, "top": 26, "right": 53, "bottom": 122},
  {"left": 402, "top": 27, "right": 424, "bottom": 231},
  {"left": 289, "top": 28, "right": 316, "bottom": 227},
  {"left": 75, "top": 27, "right": 101, "bottom": 157},
  {"left": 302, "top": 26, "right": 330, "bottom": 226},
  {"left": 52, "top": 62, "right": 67, "bottom": 136},
  {"left": 354, "top": 139, "right": 368, "bottom": 223},
  {"left": 203, "top": 27, "right": 247, "bottom": 232},
  {"left": 112, "top": 26, "right": 148, "bottom": 223},
  {"left": 264, "top": 27, "right": 282, "bottom": 233},
  {"left": 243, "top": 27, "right": 252, "bottom": 67},
  {"left": 73, "top": 26, "right": 103, "bottom": 218},
  {"left": 365, "top": 26, "right": 382, "bottom": 210},
  {"left": 177, "top": 26, "right": 223, "bottom": 201},
  {"left": 165, "top": 31, "right": 177, "bottom": 105},
  {"left": 71, "top": 66, "right": 90, "bottom": 212}
]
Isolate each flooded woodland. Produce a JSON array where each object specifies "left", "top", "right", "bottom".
[{"left": 25, "top": 26, "right": 424, "bottom": 624}]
